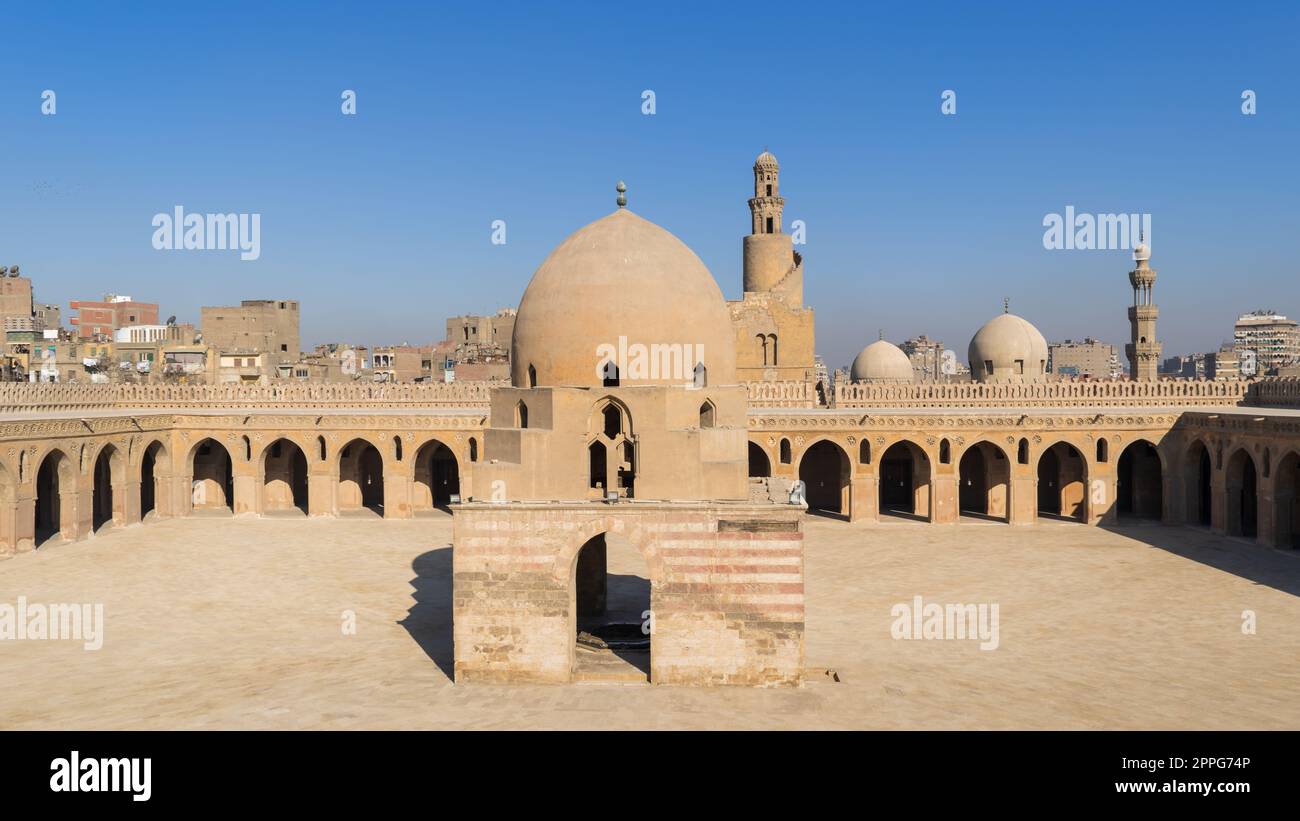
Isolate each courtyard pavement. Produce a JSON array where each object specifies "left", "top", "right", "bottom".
[{"left": 1, "top": 512, "right": 1297, "bottom": 729}]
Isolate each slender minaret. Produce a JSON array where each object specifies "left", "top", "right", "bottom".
[
  {"left": 749, "top": 150, "right": 783, "bottom": 235},
  {"left": 1125, "top": 233, "right": 1161, "bottom": 380},
  {"left": 742, "top": 150, "right": 802, "bottom": 304}
]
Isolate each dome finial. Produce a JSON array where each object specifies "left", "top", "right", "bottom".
[
  {"left": 1003, "top": 297, "right": 1010, "bottom": 314},
  {"left": 878, "top": 328, "right": 884, "bottom": 341},
  {"left": 1133, "top": 224, "right": 1151, "bottom": 263},
  {"left": 615, "top": 180, "right": 627, "bottom": 208}
]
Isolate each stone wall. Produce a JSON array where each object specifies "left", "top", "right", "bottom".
[{"left": 452, "top": 503, "right": 804, "bottom": 686}]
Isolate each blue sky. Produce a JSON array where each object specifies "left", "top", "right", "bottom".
[{"left": 1, "top": 1, "right": 1296, "bottom": 370}]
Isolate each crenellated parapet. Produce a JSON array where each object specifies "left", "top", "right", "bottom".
[
  {"left": 833, "top": 378, "right": 1251, "bottom": 410},
  {"left": 1245, "top": 377, "right": 1300, "bottom": 408},
  {"left": 0, "top": 381, "right": 500, "bottom": 414},
  {"left": 743, "top": 379, "right": 821, "bottom": 408}
]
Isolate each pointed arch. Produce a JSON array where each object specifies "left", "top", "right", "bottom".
[
  {"left": 1117, "top": 439, "right": 1163, "bottom": 521},
  {"left": 140, "top": 439, "right": 170, "bottom": 520},
  {"left": 1273, "top": 450, "right": 1300, "bottom": 549},
  {"left": 414, "top": 438, "right": 460, "bottom": 511},
  {"left": 798, "top": 439, "right": 851, "bottom": 517},
  {"left": 748, "top": 441, "right": 771, "bottom": 478},
  {"left": 1184, "top": 439, "right": 1213, "bottom": 527},
  {"left": 34, "top": 448, "right": 75, "bottom": 547},
  {"left": 262, "top": 438, "right": 308, "bottom": 515},
  {"left": 338, "top": 437, "right": 384, "bottom": 515},
  {"left": 1036, "top": 441, "right": 1087, "bottom": 522},
  {"left": 698, "top": 399, "right": 716, "bottom": 429},
  {"left": 1226, "top": 448, "right": 1258, "bottom": 539},
  {"left": 92, "top": 443, "right": 126, "bottom": 532},
  {"left": 189, "top": 438, "right": 234, "bottom": 513},
  {"left": 958, "top": 440, "right": 1011, "bottom": 522},
  {"left": 879, "top": 440, "right": 932, "bottom": 521}
]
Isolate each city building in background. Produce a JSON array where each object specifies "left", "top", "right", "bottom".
[
  {"left": 1206, "top": 343, "right": 1242, "bottom": 380},
  {"left": 200, "top": 299, "right": 301, "bottom": 377},
  {"left": 441, "top": 309, "right": 513, "bottom": 382},
  {"left": 1234, "top": 310, "right": 1300, "bottom": 376},
  {"left": 446, "top": 309, "right": 514, "bottom": 361},
  {"left": 70, "top": 294, "right": 159, "bottom": 339},
  {"left": 899, "top": 335, "right": 947, "bottom": 381},
  {"left": 215, "top": 349, "right": 269, "bottom": 384},
  {"left": 292, "top": 343, "right": 370, "bottom": 382},
  {"left": 372, "top": 345, "right": 434, "bottom": 383},
  {"left": 1048, "top": 338, "right": 1121, "bottom": 380}
]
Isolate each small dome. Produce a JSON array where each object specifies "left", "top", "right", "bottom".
[
  {"left": 968, "top": 313, "right": 1049, "bottom": 383},
  {"left": 850, "top": 340, "right": 914, "bottom": 382},
  {"left": 511, "top": 208, "right": 737, "bottom": 388},
  {"left": 754, "top": 150, "right": 779, "bottom": 169}
]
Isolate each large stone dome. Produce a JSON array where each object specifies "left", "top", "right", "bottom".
[
  {"left": 850, "top": 339, "right": 914, "bottom": 382},
  {"left": 968, "top": 313, "right": 1049, "bottom": 383},
  {"left": 511, "top": 208, "right": 737, "bottom": 388}
]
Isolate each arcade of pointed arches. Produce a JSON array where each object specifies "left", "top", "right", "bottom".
[
  {"left": 0, "top": 427, "right": 474, "bottom": 555},
  {"left": 749, "top": 425, "right": 1300, "bottom": 546},
  {"left": 5, "top": 413, "right": 1300, "bottom": 555}
]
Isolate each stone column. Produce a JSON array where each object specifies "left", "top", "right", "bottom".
[
  {"left": 151, "top": 469, "right": 174, "bottom": 519},
  {"left": 1258, "top": 479, "right": 1277, "bottom": 547},
  {"left": 70, "top": 482, "right": 92, "bottom": 541},
  {"left": 1164, "top": 468, "right": 1185, "bottom": 525},
  {"left": 1009, "top": 474, "right": 1036, "bottom": 526},
  {"left": 1211, "top": 474, "right": 1227, "bottom": 534},
  {"left": 232, "top": 472, "right": 259, "bottom": 516},
  {"left": 121, "top": 479, "right": 142, "bottom": 526},
  {"left": 174, "top": 474, "right": 194, "bottom": 517},
  {"left": 12, "top": 496, "right": 35, "bottom": 553},
  {"left": 384, "top": 470, "right": 413, "bottom": 519},
  {"left": 848, "top": 475, "right": 878, "bottom": 523},
  {"left": 931, "top": 473, "right": 959, "bottom": 524},
  {"left": 308, "top": 470, "right": 335, "bottom": 517},
  {"left": 1091, "top": 465, "right": 1117, "bottom": 526},
  {"left": 0, "top": 499, "right": 19, "bottom": 558}
]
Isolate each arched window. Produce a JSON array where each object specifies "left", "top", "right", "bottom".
[
  {"left": 602, "top": 360, "right": 619, "bottom": 387},
  {"left": 603, "top": 405, "right": 621, "bottom": 438},
  {"left": 1017, "top": 438, "right": 1029, "bottom": 465},
  {"left": 768, "top": 334, "right": 778, "bottom": 366},
  {"left": 469, "top": 438, "right": 478, "bottom": 463},
  {"left": 516, "top": 400, "right": 529, "bottom": 429},
  {"left": 589, "top": 441, "right": 607, "bottom": 490},
  {"left": 939, "top": 439, "right": 951, "bottom": 464},
  {"left": 394, "top": 436, "right": 403, "bottom": 461},
  {"left": 318, "top": 436, "right": 327, "bottom": 461},
  {"left": 757, "top": 334, "right": 767, "bottom": 366},
  {"left": 1097, "top": 439, "right": 1108, "bottom": 463},
  {"left": 693, "top": 362, "right": 707, "bottom": 388},
  {"left": 780, "top": 438, "right": 792, "bottom": 464},
  {"left": 699, "top": 401, "right": 715, "bottom": 429},
  {"left": 527, "top": 364, "right": 537, "bottom": 388},
  {"left": 859, "top": 440, "right": 870, "bottom": 464},
  {"left": 243, "top": 435, "right": 251, "bottom": 461}
]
